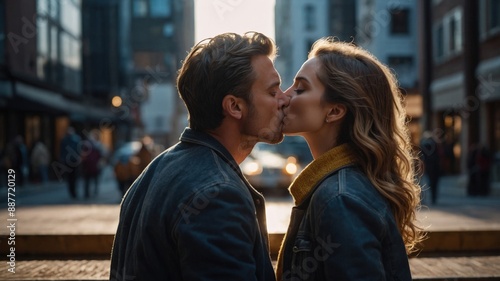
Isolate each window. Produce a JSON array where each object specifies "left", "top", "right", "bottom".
[
  {"left": 448, "top": 10, "right": 462, "bottom": 53},
  {"left": 390, "top": 8, "right": 409, "bottom": 35},
  {"left": 0, "top": 0, "right": 5, "bottom": 65},
  {"left": 433, "top": 8, "right": 462, "bottom": 62},
  {"left": 388, "top": 56, "right": 413, "bottom": 68},
  {"left": 60, "top": 0, "right": 81, "bottom": 36},
  {"left": 50, "top": 26, "right": 58, "bottom": 62},
  {"left": 150, "top": 0, "right": 171, "bottom": 17},
  {"left": 490, "top": 0, "right": 500, "bottom": 30},
  {"left": 388, "top": 56, "right": 414, "bottom": 86},
  {"left": 305, "top": 39, "right": 315, "bottom": 61},
  {"left": 49, "top": 0, "right": 59, "bottom": 20},
  {"left": 155, "top": 116, "right": 163, "bottom": 129},
  {"left": 37, "top": 0, "right": 49, "bottom": 17},
  {"left": 304, "top": 5, "right": 315, "bottom": 31},
  {"left": 480, "top": 0, "right": 500, "bottom": 38},
  {"left": 435, "top": 23, "right": 444, "bottom": 59},
  {"left": 36, "top": 16, "right": 49, "bottom": 79},
  {"left": 163, "top": 23, "right": 174, "bottom": 37},
  {"left": 133, "top": 0, "right": 148, "bottom": 17}
]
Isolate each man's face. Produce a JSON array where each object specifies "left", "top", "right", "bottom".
[{"left": 242, "top": 55, "right": 287, "bottom": 144}]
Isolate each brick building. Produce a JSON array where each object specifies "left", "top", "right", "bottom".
[{"left": 419, "top": 0, "right": 500, "bottom": 174}]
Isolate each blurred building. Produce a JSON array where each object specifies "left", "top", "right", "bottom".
[
  {"left": 128, "top": 0, "right": 194, "bottom": 147},
  {"left": 355, "top": 0, "right": 421, "bottom": 143},
  {"left": 82, "top": 0, "right": 132, "bottom": 148},
  {"left": 419, "top": 0, "right": 500, "bottom": 173},
  {"left": 0, "top": 0, "right": 194, "bottom": 179},
  {"left": 0, "top": 0, "right": 118, "bottom": 177},
  {"left": 275, "top": 0, "right": 329, "bottom": 88},
  {"left": 275, "top": 0, "right": 421, "bottom": 142}
]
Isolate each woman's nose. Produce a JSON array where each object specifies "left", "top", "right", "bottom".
[{"left": 282, "top": 87, "right": 295, "bottom": 105}]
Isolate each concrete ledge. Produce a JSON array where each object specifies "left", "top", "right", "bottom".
[
  {"left": 417, "top": 230, "right": 500, "bottom": 256},
  {"left": 2, "top": 230, "right": 499, "bottom": 258},
  {"left": 0, "top": 234, "right": 115, "bottom": 258}
]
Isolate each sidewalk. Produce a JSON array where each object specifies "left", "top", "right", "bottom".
[
  {"left": 0, "top": 174, "right": 499, "bottom": 235},
  {"left": 0, "top": 174, "right": 499, "bottom": 280}
]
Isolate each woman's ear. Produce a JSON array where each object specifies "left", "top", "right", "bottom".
[
  {"left": 222, "top": 95, "right": 245, "bottom": 119},
  {"left": 325, "top": 103, "right": 347, "bottom": 123}
]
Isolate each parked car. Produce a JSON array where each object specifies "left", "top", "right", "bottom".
[
  {"left": 110, "top": 138, "right": 164, "bottom": 195},
  {"left": 240, "top": 136, "right": 312, "bottom": 190}
]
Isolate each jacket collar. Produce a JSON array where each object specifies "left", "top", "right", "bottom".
[
  {"left": 179, "top": 127, "right": 241, "bottom": 171},
  {"left": 179, "top": 128, "right": 260, "bottom": 192},
  {"left": 289, "top": 143, "right": 357, "bottom": 205}
]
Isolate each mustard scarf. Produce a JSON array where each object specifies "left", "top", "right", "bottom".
[{"left": 276, "top": 143, "right": 357, "bottom": 279}]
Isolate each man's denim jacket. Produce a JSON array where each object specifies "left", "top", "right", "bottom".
[
  {"left": 110, "top": 128, "right": 275, "bottom": 281},
  {"left": 280, "top": 166, "right": 412, "bottom": 281}
]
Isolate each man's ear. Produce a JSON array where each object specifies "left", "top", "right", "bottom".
[
  {"left": 325, "top": 103, "right": 347, "bottom": 123},
  {"left": 222, "top": 95, "right": 245, "bottom": 119}
]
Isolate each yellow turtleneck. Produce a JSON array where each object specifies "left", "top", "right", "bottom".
[{"left": 288, "top": 143, "right": 358, "bottom": 205}]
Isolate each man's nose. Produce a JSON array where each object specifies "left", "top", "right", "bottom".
[{"left": 278, "top": 88, "right": 292, "bottom": 108}]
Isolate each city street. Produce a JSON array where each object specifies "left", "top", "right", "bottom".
[
  {"left": 1, "top": 165, "right": 500, "bottom": 236},
  {"left": 1, "top": 166, "right": 500, "bottom": 280}
]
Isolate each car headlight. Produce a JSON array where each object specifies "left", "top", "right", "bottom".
[
  {"left": 284, "top": 157, "right": 298, "bottom": 175},
  {"left": 242, "top": 161, "right": 262, "bottom": 176}
]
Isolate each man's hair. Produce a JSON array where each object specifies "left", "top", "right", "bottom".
[{"left": 176, "top": 32, "right": 277, "bottom": 131}]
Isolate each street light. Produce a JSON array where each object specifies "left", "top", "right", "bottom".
[{"left": 111, "top": 96, "right": 122, "bottom": 107}]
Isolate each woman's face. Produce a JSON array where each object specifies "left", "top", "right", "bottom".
[{"left": 282, "top": 57, "right": 331, "bottom": 135}]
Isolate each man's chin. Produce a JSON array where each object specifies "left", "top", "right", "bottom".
[{"left": 259, "top": 131, "right": 284, "bottom": 145}]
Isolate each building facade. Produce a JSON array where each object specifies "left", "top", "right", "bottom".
[
  {"left": 355, "top": 0, "right": 421, "bottom": 143},
  {"left": 0, "top": 0, "right": 122, "bottom": 181},
  {"left": 275, "top": 0, "right": 329, "bottom": 88},
  {"left": 419, "top": 0, "right": 500, "bottom": 174},
  {"left": 275, "top": 0, "right": 421, "bottom": 142},
  {"left": 128, "top": 0, "right": 194, "bottom": 147}
]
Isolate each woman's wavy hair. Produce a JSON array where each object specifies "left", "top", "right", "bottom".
[
  {"left": 176, "top": 32, "right": 277, "bottom": 131},
  {"left": 309, "top": 38, "right": 424, "bottom": 253}
]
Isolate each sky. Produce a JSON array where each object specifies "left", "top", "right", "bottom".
[{"left": 194, "top": 0, "right": 276, "bottom": 43}]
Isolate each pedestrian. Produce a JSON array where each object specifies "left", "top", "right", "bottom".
[
  {"left": 467, "top": 144, "right": 493, "bottom": 196},
  {"left": 12, "top": 135, "right": 29, "bottom": 187},
  {"left": 30, "top": 139, "right": 50, "bottom": 184},
  {"left": 420, "top": 131, "right": 442, "bottom": 204},
  {"left": 113, "top": 154, "right": 133, "bottom": 196},
  {"left": 82, "top": 132, "right": 103, "bottom": 198},
  {"left": 60, "top": 127, "right": 81, "bottom": 199},
  {"left": 467, "top": 143, "right": 480, "bottom": 196},
  {"left": 277, "top": 38, "right": 423, "bottom": 280},
  {"left": 110, "top": 32, "right": 288, "bottom": 280}
]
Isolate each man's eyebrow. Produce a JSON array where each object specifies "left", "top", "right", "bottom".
[{"left": 266, "top": 80, "right": 281, "bottom": 90}]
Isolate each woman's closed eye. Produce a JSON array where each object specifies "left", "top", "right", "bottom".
[{"left": 294, "top": 89, "right": 305, "bottom": 95}]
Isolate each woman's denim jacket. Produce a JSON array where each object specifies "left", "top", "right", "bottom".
[
  {"left": 110, "top": 128, "right": 275, "bottom": 281},
  {"left": 280, "top": 165, "right": 412, "bottom": 281}
]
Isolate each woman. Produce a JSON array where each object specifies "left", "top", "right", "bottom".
[{"left": 277, "top": 38, "right": 423, "bottom": 280}]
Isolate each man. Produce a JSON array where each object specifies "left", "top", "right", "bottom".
[
  {"left": 420, "top": 131, "right": 441, "bottom": 205},
  {"left": 110, "top": 32, "right": 287, "bottom": 280}
]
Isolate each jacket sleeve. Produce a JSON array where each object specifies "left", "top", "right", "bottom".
[
  {"left": 172, "top": 183, "right": 266, "bottom": 281},
  {"left": 315, "top": 194, "right": 388, "bottom": 280}
]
